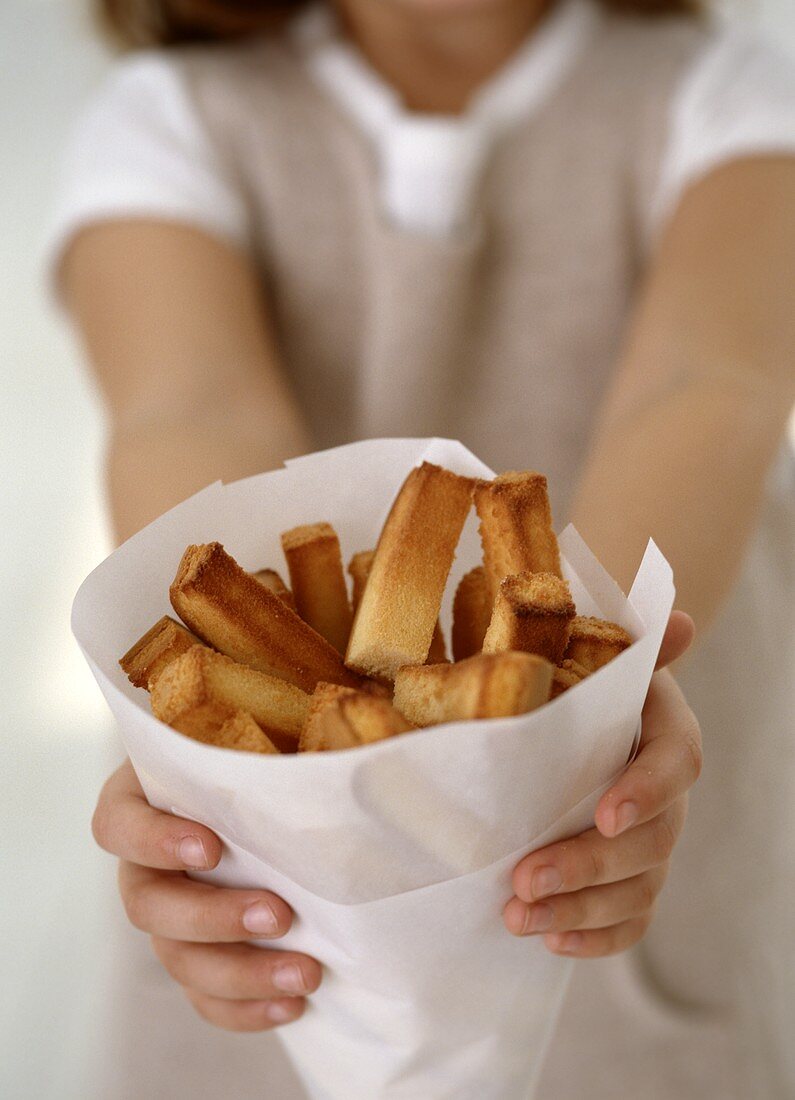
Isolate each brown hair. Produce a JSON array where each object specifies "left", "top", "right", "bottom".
[{"left": 98, "top": 0, "right": 705, "bottom": 49}]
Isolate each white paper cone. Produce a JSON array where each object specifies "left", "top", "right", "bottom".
[{"left": 72, "top": 438, "right": 675, "bottom": 1100}]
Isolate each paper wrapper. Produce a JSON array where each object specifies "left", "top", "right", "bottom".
[{"left": 72, "top": 439, "right": 674, "bottom": 1100}]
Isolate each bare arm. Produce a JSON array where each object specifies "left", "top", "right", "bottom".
[
  {"left": 571, "top": 158, "right": 795, "bottom": 633},
  {"left": 62, "top": 221, "right": 313, "bottom": 543}
]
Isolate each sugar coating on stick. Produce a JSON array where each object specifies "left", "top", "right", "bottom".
[
  {"left": 281, "top": 522, "right": 353, "bottom": 653},
  {"left": 120, "top": 615, "right": 202, "bottom": 689},
  {"left": 564, "top": 616, "right": 632, "bottom": 672},
  {"left": 452, "top": 566, "right": 491, "bottom": 661},
  {"left": 345, "top": 462, "right": 474, "bottom": 680},
  {"left": 394, "top": 651, "right": 553, "bottom": 727},
  {"left": 151, "top": 644, "right": 310, "bottom": 752},
  {"left": 170, "top": 542, "right": 362, "bottom": 693},
  {"left": 482, "top": 572, "right": 575, "bottom": 665},
  {"left": 252, "top": 568, "right": 296, "bottom": 611},
  {"left": 474, "top": 471, "right": 561, "bottom": 604}
]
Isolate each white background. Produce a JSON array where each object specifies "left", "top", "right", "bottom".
[{"left": 1, "top": 1, "right": 794, "bottom": 1097}]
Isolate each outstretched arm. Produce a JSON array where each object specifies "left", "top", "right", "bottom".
[
  {"left": 63, "top": 220, "right": 313, "bottom": 542},
  {"left": 571, "top": 157, "right": 795, "bottom": 634}
]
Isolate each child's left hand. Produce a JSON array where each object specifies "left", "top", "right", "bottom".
[{"left": 504, "top": 611, "right": 701, "bottom": 956}]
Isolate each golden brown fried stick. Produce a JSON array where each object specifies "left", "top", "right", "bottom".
[
  {"left": 170, "top": 543, "right": 363, "bottom": 693},
  {"left": 345, "top": 463, "right": 474, "bottom": 680},
  {"left": 482, "top": 572, "right": 575, "bottom": 665},
  {"left": 120, "top": 615, "right": 202, "bottom": 690},
  {"left": 474, "top": 471, "right": 562, "bottom": 604},
  {"left": 451, "top": 566, "right": 491, "bottom": 661},
  {"left": 252, "top": 568, "right": 296, "bottom": 611},
  {"left": 150, "top": 644, "right": 309, "bottom": 752},
  {"left": 550, "top": 659, "right": 590, "bottom": 699},
  {"left": 348, "top": 550, "right": 376, "bottom": 613},
  {"left": 215, "top": 712, "right": 280, "bottom": 754},
  {"left": 394, "top": 651, "right": 553, "bottom": 727},
  {"left": 298, "top": 682, "right": 358, "bottom": 752},
  {"left": 564, "top": 616, "right": 633, "bottom": 672},
  {"left": 282, "top": 523, "right": 353, "bottom": 653},
  {"left": 349, "top": 547, "right": 448, "bottom": 663},
  {"left": 308, "top": 692, "right": 413, "bottom": 751}
]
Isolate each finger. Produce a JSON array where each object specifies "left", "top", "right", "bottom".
[
  {"left": 595, "top": 671, "right": 702, "bottom": 838},
  {"left": 512, "top": 802, "right": 684, "bottom": 902},
  {"left": 119, "top": 862, "right": 293, "bottom": 941},
  {"left": 655, "top": 611, "right": 695, "bottom": 671},
  {"left": 543, "top": 915, "right": 652, "bottom": 958},
  {"left": 504, "top": 866, "right": 666, "bottom": 937},
  {"left": 184, "top": 988, "right": 306, "bottom": 1032},
  {"left": 93, "top": 759, "right": 222, "bottom": 871},
  {"left": 152, "top": 938, "right": 322, "bottom": 1000}
]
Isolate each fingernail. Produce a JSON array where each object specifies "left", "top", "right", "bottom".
[
  {"left": 522, "top": 903, "right": 554, "bottom": 934},
  {"left": 615, "top": 801, "right": 639, "bottom": 835},
  {"left": 243, "top": 901, "right": 280, "bottom": 936},
  {"left": 178, "top": 835, "right": 209, "bottom": 869},
  {"left": 547, "top": 931, "right": 583, "bottom": 954},
  {"left": 273, "top": 963, "right": 306, "bottom": 994},
  {"left": 267, "top": 999, "right": 301, "bottom": 1023},
  {"left": 531, "top": 867, "right": 562, "bottom": 900}
]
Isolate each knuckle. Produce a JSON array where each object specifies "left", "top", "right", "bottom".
[
  {"left": 651, "top": 814, "right": 678, "bottom": 863},
  {"left": 187, "top": 896, "right": 223, "bottom": 941},
  {"left": 585, "top": 841, "right": 606, "bottom": 884},
  {"left": 682, "top": 721, "right": 703, "bottom": 783},
  {"left": 637, "top": 874, "right": 659, "bottom": 914}
]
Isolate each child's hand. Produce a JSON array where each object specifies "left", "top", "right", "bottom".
[
  {"left": 92, "top": 760, "right": 323, "bottom": 1031},
  {"left": 503, "top": 611, "right": 701, "bottom": 956}
]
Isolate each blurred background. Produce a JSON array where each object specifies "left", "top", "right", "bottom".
[{"left": 1, "top": 1, "right": 794, "bottom": 1097}]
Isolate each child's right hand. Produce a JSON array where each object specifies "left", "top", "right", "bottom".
[{"left": 92, "top": 760, "right": 323, "bottom": 1032}]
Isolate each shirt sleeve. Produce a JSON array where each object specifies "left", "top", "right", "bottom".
[
  {"left": 646, "top": 25, "right": 795, "bottom": 245},
  {"left": 47, "top": 52, "right": 251, "bottom": 298}
]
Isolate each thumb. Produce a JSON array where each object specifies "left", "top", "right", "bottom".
[{"left": 655, "top": 610, "right": 695, "bottom": 670}]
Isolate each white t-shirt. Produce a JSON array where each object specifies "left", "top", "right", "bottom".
[{"left": 50, "top": 0, "right": 795, "bottom": 267}]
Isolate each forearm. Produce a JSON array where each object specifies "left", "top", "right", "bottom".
[
  {"left": 572, "top": 158, "right": 795, "bottom": 634},
  {"left": 108, "top": 387, "right": 312, "bottom": 544},
  {"left": 570, "top": 372, "right": 790, "bottom": 632}
]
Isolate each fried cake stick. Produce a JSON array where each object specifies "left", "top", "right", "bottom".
[
  {"left": 348, "top": 548, "right": 449, "bottom": 664},
  {"left": 151, "top": 645, "right": 310, "bottom": 752},
  {"left": 482, "top": 572, "right": 576, "bottom": 665},
  {"left": 299, "top": 683, "right": 413, "bottom": 752},
  {"left": 474, "top": 471, "right": 562, "bottom": 605},
  {"left": 170, "top": 543, "right": 363, "bottom": 693},
  {"left": 345, "top": 462, "right": 473, "bottom": 680},
  {"left": 394, "top": 651, "right": 553, "bottom": 727},
  {"left": 282, "top": 523, "right": 353, "bottom": 654}
]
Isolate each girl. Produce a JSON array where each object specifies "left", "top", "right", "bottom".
[{"left": 53, "top": 0, "right": 794, "bottom": 1095}]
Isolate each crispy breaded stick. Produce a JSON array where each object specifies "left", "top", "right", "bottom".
[
  {"left": 151, "top": 644, "right": 309, "bottom": 753},
  {"left": 474, "top": 471, "right": 561, "bottom": 604},
  {"left": 394, "top": 651, "right": 552, "bottom": 727},
  {"left": 564, "top": 616, "right": 633, "bottom": 672},
  {"left": 345, "top": 463, "right": 474, "bottom": 680},
  {"left": 299, "top": 682, "right": 358, "bottom": 752},
  {"left": 451, "top": 566, "right": 491, "bottom": 661},
  {"left": 350, "top": 547, "right": 448, "bottom": 663},
  {"left": 282, "top": 523, "right": 352, "bottom": 653},
  {"left": 216, "top": 712, "right": 280, "bottom": 754},
  {"left": 120, "top": 615, "right": 202, "bottom": 690},
  {"left": 170, "top": 543, "right": 363, "bottom": 693},
  {"left": 348, "top": 550, "right": 376, "bottom": 613},
  {"left": 550, "top": 659, "right": 590, "bottom": 699},
  {"left": 309, "top": 692, "right": 413, "bottom": 751},
  {"left": 482, "top": 572, "right": 575, "bottom": 665},
  {"left": 252, "top": 568, "right": 296, "bottom": 611}
]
